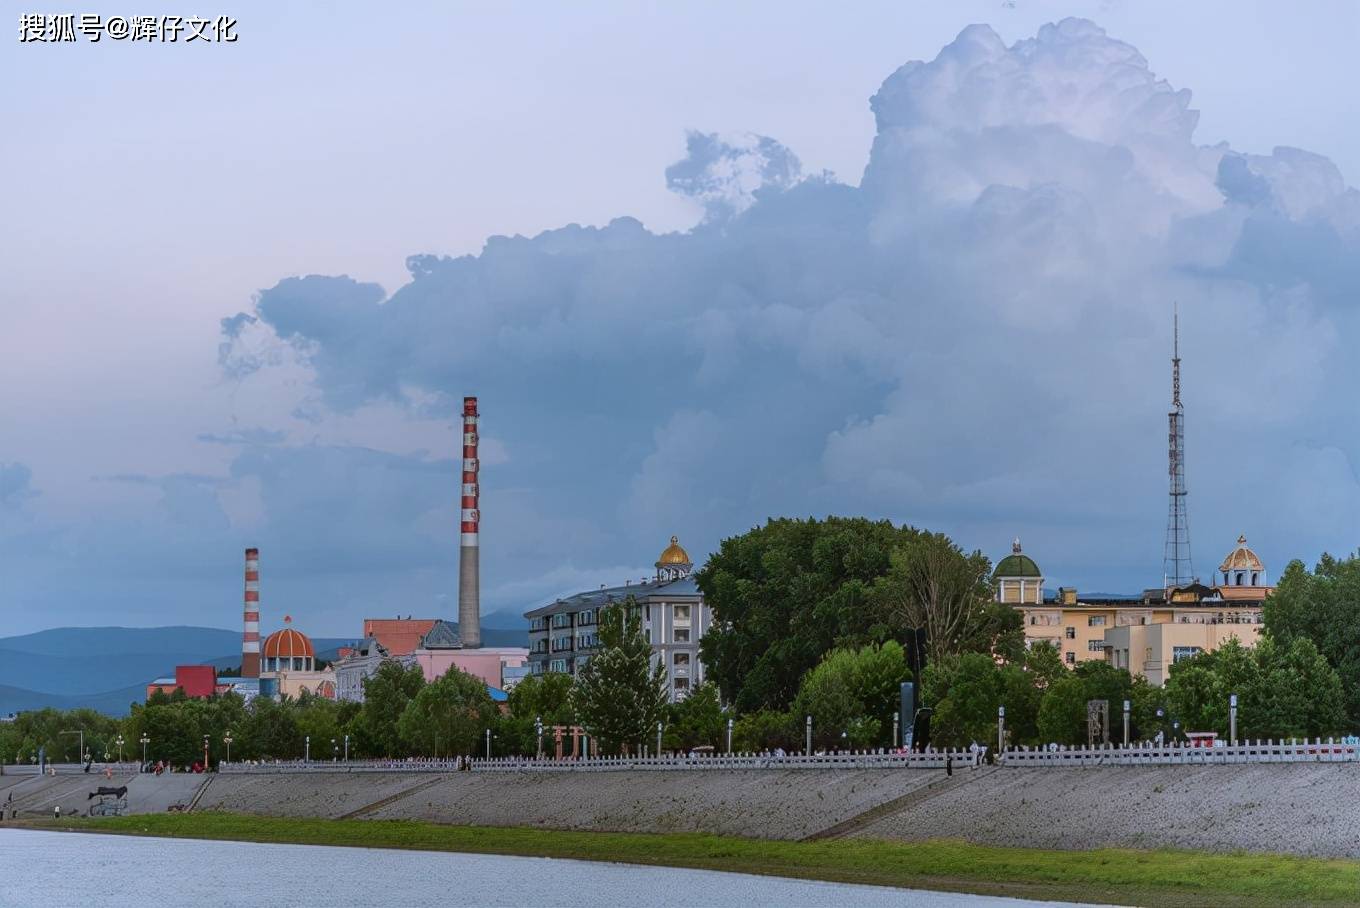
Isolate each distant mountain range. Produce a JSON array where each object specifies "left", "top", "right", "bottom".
[{"left": 0, "top": 621, "right": 526, "bottom": 717}]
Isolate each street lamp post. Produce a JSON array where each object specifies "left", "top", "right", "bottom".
[
  {"left": 805, "top": 715, "right": 812, "bottom": 756},
  {"left": 115, "top": 735, "right": 125, "bottom": 763},
  {"left": 1229, "top": 693, "right": 1238, "bottom": 746},
  {"left": 305, "top": 736, "right": 310, "bottom": 763},
  {"left": 535, "top": 717, "right": 544, "bottom": 759},
  {"left": 343, "top": 734, "right": 350, "bottom": 762},
  {"left": 1123, "top": 700, "right": 1130, "bottom": 747},
  {"left": 203, "top": 734, "right": 209, "bottom": 770},
  {"left": 840, "top": 730, "right": 848, "bottom": 753},
  {"left": 893, "top": 713, "right": 900, "bottom": 750},
  {"left": 140, "top": 734, "right": 149, "bottom": 768},
  {"left": 726, "top": 717, "right": 733, "bottom": 754},
  {"left": 223, "top": 733, "right": 233, "bottom": 764},
  {"left": 332, "top": 738, "right": 338, "bottom": 762},
  {"left": 485, "top": 728, "right": 492, "bottom": 760},
  {"left": 997, "top": 705, "right": 1005, "bottom": 755},
  {"left": 656, "top": 721, "right": 663, "bottom": 757}
]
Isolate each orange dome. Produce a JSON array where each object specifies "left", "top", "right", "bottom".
[{"left": 262, "top": 625, "right": 314, "bottom": 660}]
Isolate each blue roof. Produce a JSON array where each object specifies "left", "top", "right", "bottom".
[{"left": 486, "top": 685, "right": 508, "bottom": 703}]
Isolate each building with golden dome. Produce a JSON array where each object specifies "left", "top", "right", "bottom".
[
  {"left": 1000, "top": 535, "right": 1267, "bottom": 684},
  {"left": 259, "top": 616, "right": 337, "bottom": 700},
  {"left": 524, "top": 535, "right": 708, "bottom": 702}
]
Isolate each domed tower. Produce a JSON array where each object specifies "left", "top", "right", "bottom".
[
  {"left": 262, "top": 616, "right": 315, "bottom": 673},
  {"left": 993, "top": 539, "right": 1044, "bottom": 605},
  {"left": 655, "top": 536, "right": 693, "bottom": 582},
  {"left": 1219, "top": 535, "right": 1266, "bottom": 589}
]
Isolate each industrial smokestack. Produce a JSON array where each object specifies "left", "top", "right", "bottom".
[
  {"left": 242, "top": 547, "right": 261, "bottom": 678},
  {"left": 458, "top": 397, "right": 482, "bottom": 648}
]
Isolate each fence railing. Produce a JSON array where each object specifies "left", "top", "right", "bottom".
[
  {"left": 1000, "top": 739, "right": 1359, "bottom": 766},
  {"left": 218, "top": 750, "right": 974, "bottom": 774},
  {"left": 216, "top": 739, "right": 1360, "bottom": 774}
]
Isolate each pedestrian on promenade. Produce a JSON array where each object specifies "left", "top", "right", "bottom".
[{"left": 945, "top": 754, "right": 953, "bottom": 776}]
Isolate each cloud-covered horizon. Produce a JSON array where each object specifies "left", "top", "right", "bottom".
[{"left": 8, "top": 18, "right": 1360, "bottom": 636}]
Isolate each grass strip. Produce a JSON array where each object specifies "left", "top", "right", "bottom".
[{"left": 23, "top": 813, "right": 1360, "bottom": 907}]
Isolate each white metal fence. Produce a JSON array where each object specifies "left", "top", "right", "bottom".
[
  {"left": 217, "top": 738, "right": 1359, "bottom": 774},
  {"left": 1001, "top": 739, "right": 1359, "bottom": 766}
]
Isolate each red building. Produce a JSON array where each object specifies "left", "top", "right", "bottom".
[
  {"left": 362, "top": 618, "right": 437, "bottom": 656},
  {"left": 145, "top": 665, "right": 224, "bottom": 700}
]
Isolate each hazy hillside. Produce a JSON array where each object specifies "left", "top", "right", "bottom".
[{"left": 0, "top": 621, "right": 526, "bottom": 715}]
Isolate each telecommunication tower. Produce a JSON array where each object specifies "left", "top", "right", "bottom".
[{"left": 1163, "top": 306, "right": 1193, "bottom": 587}]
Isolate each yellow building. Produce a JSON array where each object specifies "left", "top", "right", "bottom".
[
  {"left": 1103, "top": 621, "right": 1263, "bottom": 686},
  {"left": 1000, "top": 536, "right": 1269, "bottom": 679}
]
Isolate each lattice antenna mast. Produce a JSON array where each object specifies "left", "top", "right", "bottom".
[{"left": 1163, "top": 305, "right": 1193, "bottom": 587}]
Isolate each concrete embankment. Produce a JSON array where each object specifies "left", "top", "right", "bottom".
[
  {"left": 0, "top": 770, "right": 206, "bottom": 819},
  {"left": 198, "top": 764, "right": 1360, "bottom": 858},
  {"left": 851, "top": 763, "right": 1360, "bottom": 858}
]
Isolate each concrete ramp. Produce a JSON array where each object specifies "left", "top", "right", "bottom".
[
  {"left": 7, "top": 772, "right": 135, "bottom": 818},
  {"left": 122, "top": 773, "right": 208, "bottom": 814}
]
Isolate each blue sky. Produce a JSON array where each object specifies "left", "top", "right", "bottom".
[{"left": 3, "top": 1, "right": 1359, "bottom": 636}]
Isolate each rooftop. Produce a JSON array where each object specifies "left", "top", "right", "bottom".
[{"left": 524, "top": 575, "right": 701, "bottom": 619}]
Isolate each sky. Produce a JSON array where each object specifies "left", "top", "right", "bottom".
[{"left": 3, "top": 1, "right": 1359, "bottom": 637}]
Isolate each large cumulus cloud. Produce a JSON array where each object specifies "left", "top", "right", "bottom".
[{"left": 217, "top": 17, "right": 1360, "bottom": 606}]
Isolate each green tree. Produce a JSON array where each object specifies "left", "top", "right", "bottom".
[
  {"left": 570, "top": 599, "right": 669, "bottom": 755},
  {"left": 1263, "top": 553, "right": 1360, "bottom": 727},
  {"left": 731, "top": 709, "right": 797, "bottom": 752},
  {"left": 926, "top": 653, "right": 1002, "bottom": 748},
  {"left": 398, "top": 668, "right": 497, "bottom": 758},
  {"left": 499, "top": 673, "right": 575, "bottom": 756},
  {"left": 663, "top": 681, "right": 725, "bottom": 751},
  {"left": 355, "top": 660, "right": 426, "bottom": 757},
  {"left": 790, "top": 642, "right": 910, "bottom": 748},
  {"left": 698, "top": 517, "right": 916, "bottom": 713},
  {"left": 872, "top": 532, "right": 997, "bottom": 666}
]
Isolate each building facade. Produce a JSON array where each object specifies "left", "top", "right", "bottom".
[
  {"left": 524, "top": 536, "right": 709, "bottom": 701},
  {"left": 999, "top": 536, "right": 1270, "bottom": 682}
]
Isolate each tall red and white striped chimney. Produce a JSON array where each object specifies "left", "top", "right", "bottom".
[
  {"left": 242, "top": 547, "right": 261, "bottom": 677},
  {"left": 458, "top": 397, "right": 482, "bottom": 648}
]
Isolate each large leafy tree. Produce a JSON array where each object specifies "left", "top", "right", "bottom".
[
  {"left": 1263, "top": 554, "right": 1360, "bottom": 726},
  {"left": 698, "top": 517, "right": 921, "bottom": 713},
  {"left": 398, "top": 667, "right": 497, "bottom": 758},
  {"left": 792, "top": 642, "right": 911, "bottom": 748},
  {"left": 872, "top": 532, "right": 1001, "bottom": 666},
  {"left": 570, "top": 599, "right": 669, "bottom": 755},
  {"left": 355, "top": 660, "right": 426, "bottom": 757}
]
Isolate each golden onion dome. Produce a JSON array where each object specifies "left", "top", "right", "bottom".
[
  {"left": 1219, "top": 535, "right": 1265, "bottom": 573},
  {"left": 657, "top": 535, "right": 691, "bottom": 566}
]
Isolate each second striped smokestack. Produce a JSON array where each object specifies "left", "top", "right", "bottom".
[
  {"left": 242, "top": 547, "right": 260, "bottom": 678},
  {"left": 458, "top": 397, "right": 482, "bottom": 648}
]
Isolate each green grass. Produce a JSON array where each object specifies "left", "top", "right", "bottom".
[{"left": 24, "top": 813, "right": 1360, "bottom": 907}]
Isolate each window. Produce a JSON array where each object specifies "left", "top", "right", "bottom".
[
  {"left": 549, "top": 659, "right": 568, "bottom": 673},
  {"left": 1029, "top": 616, "right": 1037, "bottom": 626},
  {"left": 673, "top": 628, "right": 690, "bottom": 643},
  {"left": 674, "top": 604, "right": 690, "bottom": 621},
  {"left": 1172, "top": 646, "right": 1203, "bottom": 664},
  {"left": 673, "top": 652, "right": 690, "bottom": 666},
  {"left": 673, "top": 676, "right": 690, "bottom": 691},
  {"left": 1064, "top": 627, "right": 1076, "bottom": 639},
  {"left": 1064, "top": 652, "right": 1075, "bottom": 665},
  {"left": 578, "top": 610, "right": 595, "bottom": 626},
  {"left": 552, "top": 613, "right": 572, "bottom": 628},
  {"left": 1087, "top": 640, "right": 1105, "bottom": 652},
  {"left": 1087, "top": 615, "right": 1106, "bottom": 627}
]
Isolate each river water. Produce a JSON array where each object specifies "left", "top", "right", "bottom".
[{"left": 0, "top": 829, "right": 1095, "bottom": 907}]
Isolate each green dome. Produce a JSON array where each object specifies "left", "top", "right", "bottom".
[{"left": 994, "top": 553, "right": 1041, "bottom": 578}]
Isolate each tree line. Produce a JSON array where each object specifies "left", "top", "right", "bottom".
[{"left": 4, "top": 518, "right": 1356, "bottom": 764}]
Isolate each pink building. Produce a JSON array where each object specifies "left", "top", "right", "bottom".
[{"left": 410, "top": 619, "right": 527, "bottom": 690}]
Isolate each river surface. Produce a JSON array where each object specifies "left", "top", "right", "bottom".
[{"left": 0, "top": 829, "right": 1100, "bottom": 907}]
